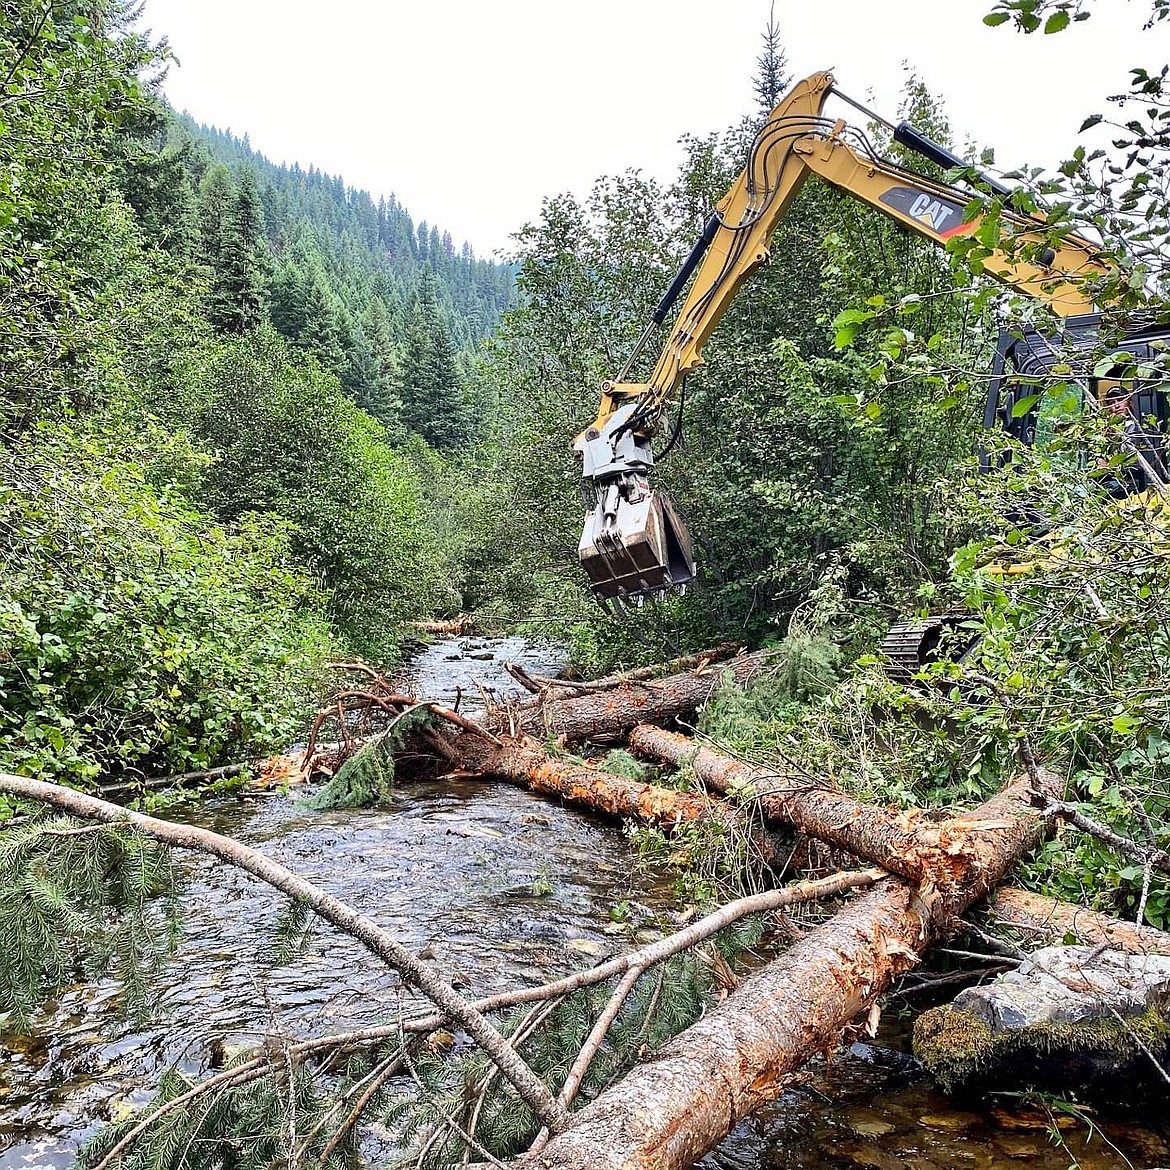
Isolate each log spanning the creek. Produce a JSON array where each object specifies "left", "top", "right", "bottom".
[
  {"left": 493, "top": 650, "right": 768, "bottom": 742},
  {"left": 626, "top": 724, "right": 1058, "bottom": 896},
  {"left": 447, "top": 733, "right": 777, "bottom": 864},
  {"left": 515, "top": 765, "right": 1064, "bottom": 1170}
]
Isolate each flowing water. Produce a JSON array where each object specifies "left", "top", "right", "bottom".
[{"left": 1, "top": 636, "right": 1167, "bottom": 1170}]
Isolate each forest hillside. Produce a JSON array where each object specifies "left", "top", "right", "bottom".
[{"left": 3, "top": 0, "right": 1169, "bottom": 938}]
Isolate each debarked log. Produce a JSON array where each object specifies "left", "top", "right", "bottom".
[
  {"left": 627, "top": 725, "right": 1063, "bottom": 895},
  {"left": 987, "top": 886, "right": 1170, "bottom": 956},
  {"left": 517, "top": 766, "right": 1063, "bottom": 1170}
]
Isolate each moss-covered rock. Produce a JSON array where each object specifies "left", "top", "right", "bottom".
[{"left": 915, "top": 990, "right": 1170, "bottom": 1105}]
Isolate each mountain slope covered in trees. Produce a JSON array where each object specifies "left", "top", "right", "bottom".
[
  {"left": 117, "top": 109, "right": 513, "bottom": 442},
  {"left": 0, "top": 0, "right": 510, "bottom": 791}
]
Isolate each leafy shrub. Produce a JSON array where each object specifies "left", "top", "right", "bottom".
[
  {"left": 180, "top": 331, "right": 452, "bottom": 661},
  {"left": 0, "top": 422, "right": 334, "bottom": 786}
]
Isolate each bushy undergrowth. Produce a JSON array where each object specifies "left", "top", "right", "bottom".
[{"left": 0, "top": 423, "right": 334, "bottom": 787}]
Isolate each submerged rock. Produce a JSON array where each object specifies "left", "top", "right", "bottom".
[{"left": 913, "top": 946, "right": 1170, "bottom": 1106}]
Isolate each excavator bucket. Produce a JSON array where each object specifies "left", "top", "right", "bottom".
[{"left": 578, "top": 486, "right": 697, "bottom": 604}]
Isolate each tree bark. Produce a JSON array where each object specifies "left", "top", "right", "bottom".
[
  {"left": 517, "top": 766, "right": 1062, "bottom": 1170},
  {"left": 495, "top": 651, "right": 768, "bottom": 742},
  {"left": 504, "top": 644, "right": 746, "bottom": 701},
  {"left": 452, "top": 735, "right": 724, "bottom": 831},
  {"left": 627, "top": 724, "right": 1057, "bottom": 895},
  {"left": 987, "top": 886, "right": 1170, "bottom": 955}
]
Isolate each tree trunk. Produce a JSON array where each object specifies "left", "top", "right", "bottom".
[
  {"left": 987, "top": 886, "right": 1170, "bottom": 955},
  {"left": 516, "top": 767, "right": 1062, "bottom": 1170},
  {"left": 627, "top": 725, "right": 1054, "bottom": 894},
  {"left": 497, "top": 651, "right": 768, "bottom": 742},
  {"left": 504, "top": 644, "right": 746, "bottom": 700},
  {"left": 452, "top": 735, "right": 724, "bottom": 831}
]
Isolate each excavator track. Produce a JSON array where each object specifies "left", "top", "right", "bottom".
[{"left": 880, "top": 614, "right": 981, "bottom": 686}]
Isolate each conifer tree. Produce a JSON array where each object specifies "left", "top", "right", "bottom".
[
  {"left": 400, "top": 266, "right": 469, "bottom": 449},
  {"left": 268, "top": 235, "right": 343, "bottom": 366},
  {"left": 198, "top": 164, "right": 266, "bottom": 332},
  {"left": 754, "top": 4, "right": 790, "bottom": 116}
]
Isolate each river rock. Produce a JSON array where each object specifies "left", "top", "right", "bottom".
[{"left": 914, "top": 946, "right": 1170, "bottom": 1106}]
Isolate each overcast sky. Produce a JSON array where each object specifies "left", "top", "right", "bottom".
[{"left": 139, "top": 0, "right": 1168, "bottom": 258}]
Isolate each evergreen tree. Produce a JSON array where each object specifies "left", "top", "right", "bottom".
[
  {"left": 197, "top": 164, "right": 265, "bottom": 332},
  {"left": 401, "top": 266, "right": 469, "bottom": 449},
  {"left": 268, "top": 235, "right": 343, "bottom": 365},
  {"left": 358, "top": 295, "right": 404, "bottom": 429},
  {"left": 754, "top": 4, "right": 790, "bottom": 116}
]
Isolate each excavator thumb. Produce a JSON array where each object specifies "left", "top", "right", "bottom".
[{"left": 578, "top": 480, "right": 696, "bottom": 605}]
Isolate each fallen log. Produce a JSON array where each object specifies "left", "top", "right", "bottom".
[
  {"left": 627, "top": 725, "right": 1052, "bottom": 894},
  {"left": 516, "top": 766, "right": 1063, "bottom": 1170},
  {"left": 497, "top": 651, "right": 767, "bottom": 742},
  {"left": 449, "top": 733, "right": 777, "bottom": 865},
  {"left": 987, "top": 886, "right": 1170, "bottom": 956},
  {"left": 503, "top": 643, "right": 745, "bottom": 700},
  {"left": 453, "top": 734, "right": 721, "bottom": 831}
]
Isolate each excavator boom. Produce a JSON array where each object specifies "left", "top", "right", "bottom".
[{"left": 574, "top": 70, "right": 1109, "bottom": 607}]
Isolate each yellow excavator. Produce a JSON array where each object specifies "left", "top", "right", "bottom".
[{"left": 573, "top": 70, "right": 1166, "bottom": 622}]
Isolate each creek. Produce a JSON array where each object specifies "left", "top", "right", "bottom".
[{"left": 1, "top": 636, "right": 1166, "bottom": 1170}]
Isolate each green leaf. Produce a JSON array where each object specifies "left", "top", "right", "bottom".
[
  {"left": 983, "top": 11, "right": 1012, "bottom": 25},
  {"left": 1011, "top": 393, "right": 1042, "bottom": 418},
  {"left": 1080, "top": 113, "right": 1104, "bottom": 132},
  {"left": 1043, "top": 8, "right": 1070, "bottom": 33},
  {"left": 1112, "top": 714, "right": 1140, "bottom": 735}
]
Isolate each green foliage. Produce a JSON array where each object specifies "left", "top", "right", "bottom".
[
  {"left": 387, "top": 940, "right": 752, "bottom": 1168},
  {"left": 179, "top": 331, "right": 452, "bottom": 661},
  {"left": 698, "top": 632, "right": 842, "bottom": 749},
  {"left": 0, "top": 423, "right": 334, "bottom": 785},
  {"left": 300, "top": 705, "right": 435, "bottom": 811},
  {"left": 169, "top": 115, "right": 514, "bottom": 446},
  {"left": 401, "top": 266, "right": 472, "bottom": 450},
  {"left": 0, "top": 0, "right": 160, "bottom": 427},
  {"left": 601, "top": 749, "right": 649, "bottom": 783},
  {"left": 81, "top": 1058, "right": 337, "bottom": 1170},
  {"left": 0, "top": 817, "right": 177, "bottom": 1030}
]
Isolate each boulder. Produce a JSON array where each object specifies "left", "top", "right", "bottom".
[{"left": 914, "top": 946, "right": 1170, "bottom": 1106}]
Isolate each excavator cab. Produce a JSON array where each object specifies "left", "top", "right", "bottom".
[{"left": 983, "top": 315, "right": 1170, "bottom": 492}]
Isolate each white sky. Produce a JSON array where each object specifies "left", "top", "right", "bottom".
[{"left": 139, "top": 0, "right": 1169, "bottom": 258}]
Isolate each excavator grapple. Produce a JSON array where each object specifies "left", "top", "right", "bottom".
[{"left": 578, "top": 482, "right": 695, "bottom": 605}]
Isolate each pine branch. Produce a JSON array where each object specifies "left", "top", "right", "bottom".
[{"left": 0, "top": 771, "right": 568, "bottom": 1135}]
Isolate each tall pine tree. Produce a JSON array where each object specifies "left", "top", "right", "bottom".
[{"left": 401, "top": 265, "right": 469, "bottom": 450}]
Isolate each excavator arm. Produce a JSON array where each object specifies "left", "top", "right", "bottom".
[{"left": 575, "top": 70, "right": 1110, "bottom": 606}]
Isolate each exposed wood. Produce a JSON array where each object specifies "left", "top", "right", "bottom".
[
  {"left": 0, "top": 771, "right": 569, "bottom": 1135},
  {"left": 414, "top": 615, "right": 476, "bottom": 636},
  {"left": 516, "top": 767, "right": 1061, "bottom": 1170},
  {"left": 988, "top": 886, "right": 1170, "bottom": 955}
]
